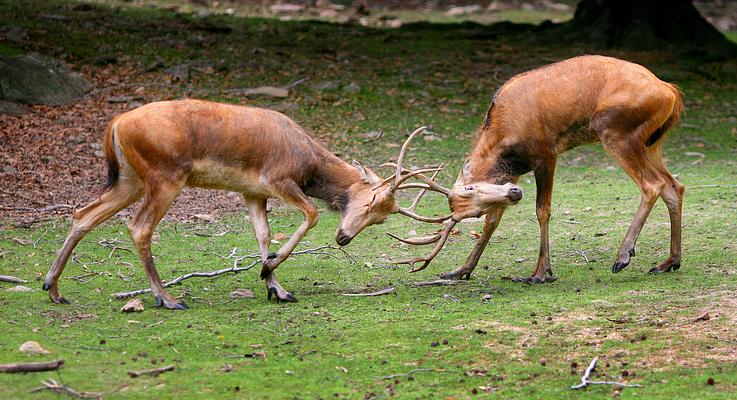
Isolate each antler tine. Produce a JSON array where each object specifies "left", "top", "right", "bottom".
[
  {"left": 386, "top": 232, "right": 442, "bottom": 245},
  {"left": 392, "top": 126, "right": 428, "bottom": 192},
  {"left": 398, "top": 207, "right": 452, "bottom": 223},
  {"left": 382, "top": 162, "right": 451, "bottom": 196},
  {"left": 408, "top": 162, "right": 443, "bottom": 212},
  {"left": 390, "top": 220, "right": 458, "bottom": 273}
]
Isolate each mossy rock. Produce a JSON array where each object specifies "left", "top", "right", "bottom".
[{"left": 0, "top": 53, "right": 92, "bottom": 106}]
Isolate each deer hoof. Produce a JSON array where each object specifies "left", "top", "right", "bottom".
[
  {"left": 505, "top": 275, "right": 557, "bottom": 284},
  {"left": 439, "top": 270, "right": 471, "bottom": 280},
  {"left": 612, "top": 261, "right": 630, "bottom": 273},
  {"left": 649, "top": 263, "right": 680, "bottom": 274},
  {"left": 42, "top": 282, "right": 51, "bottom": 291},
  {"left": 50, "top": 295, "right": 70, "bottom": 304},
  {"left": 155, "top": 296, "right": 188, "bottom": 310},
  {"left": 267, "top": 287, "right": 297, "bottom": 302}
]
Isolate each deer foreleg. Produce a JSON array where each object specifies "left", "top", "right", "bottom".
[
  {"left": 439, "top": 209, "right": 505, "bottom": 280},
  {"left": 245, "top": 196, "right": 295, "bottom": 302}
]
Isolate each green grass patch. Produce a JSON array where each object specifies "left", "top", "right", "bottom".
[{"left": 2, "top": 1, "right": 737, "bottom": 398}]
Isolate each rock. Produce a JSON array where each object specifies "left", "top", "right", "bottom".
[
  {"left": 0, "top": 53, "right": 92, "bottom": 105},
  {"left": 362, "top": 130, "right": 382, "bottom": 141},
  {"left": 0, "top": 100, "right": 28, "bottom": 115},
  {"left": 239, "top": 86, "right": 289, "bottom": 98},
  {"left": 6, "top": 285, "right": 32, "bottom": 292},
  {"left": 268, "top": 101, "right": 298, "bottom": 113},
  {"left": 343, "top": 82, "right": 361, "bottom": 93},
  {"left": 482, "top": 294, "right": 492, "bottom": 301},
  {"left": 386, "top": 18, "right": 402, "bottom": 28},
  {"left": 19, "top": 341, "right": 49, "bottom": 354},
  {"left": 446, "top": 5, "right": 483, "bottom": 16},
  {"left": 319, "top": 9, "right": 339, "bottom": 18},
  {"left": 121, "top": 299, "right": 145, "bottom": 313},
  {"left": 270, "top": 4, "right": 304, "bottom": 14},
  {"left": 193, "top": 213, "right": 214, "bottom": 222},
  {"left": 164, "top": 64, "right": 190, "bottom": 82},
  {"left": 229, "top": 289, "right": 255, "bottom": 299}
]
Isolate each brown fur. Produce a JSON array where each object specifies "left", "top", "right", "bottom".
[
  {"left": 44, "top": 100, "right": 399, "bottom": 307},
  {"left": 443, "top": 55, "right": 685, "bottom": 282}
]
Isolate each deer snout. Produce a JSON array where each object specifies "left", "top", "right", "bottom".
[
  {"left": 508, "top": 186, "right": 523, "bottom": 202},
  {"left": 336, "top": 230, "right": 353, "bottom": 246}
]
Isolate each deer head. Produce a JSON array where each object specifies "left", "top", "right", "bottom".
[{"left": 335, "top": 127, "right": 447, "bottom": 246}]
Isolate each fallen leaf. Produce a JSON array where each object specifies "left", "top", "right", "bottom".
[
  {"left": 273, "top": 232, "right": 287, "bottom": 241},
  {"left": 19, "top": 341, "right": 50, "bottom": 355},
  {"left": 193, "top": 213, "right": 214, "bottom": 222},
  {"left": 121, "top": 299, "right": 144, "bottom": 313}
]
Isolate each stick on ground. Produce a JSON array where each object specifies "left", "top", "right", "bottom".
[
  {"left": 341, "top": 286, "right": 396, "bottom": 297},
  {"left": 30, "top": 379, "right": 102, "bottom": 399},
  {"left": 0, "top": 275, "right": 27, "bottom": 284},
  {"left": 411, "top": 279, "right": 465, "bottom": 287},
  {"left": 111, "top": 245, "right": 352, "bottom": 299},
  {"left": 128, "top": 365, "right": 175, "bottom": 378},
  {"left": 0, "top": 360, "right": 64, "bottom": 373},
  {"left": 571, "top": 356, "right": 643, "bottom": 390}
]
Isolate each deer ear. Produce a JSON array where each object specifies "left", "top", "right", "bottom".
[
  {"left": 455, "top": 159, "right": 472, "bottom": 185},
  {"left": 353, "top": 160, "right": 380, "bottom": 184}
]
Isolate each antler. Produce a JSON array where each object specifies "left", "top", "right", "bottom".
[{"left": 388, "top": 220, "right": 458, "bottom": 272}]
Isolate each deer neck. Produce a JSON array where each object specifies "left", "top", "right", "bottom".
[{"left": 302, "top": 151, "right": 360, "bottom": 212}]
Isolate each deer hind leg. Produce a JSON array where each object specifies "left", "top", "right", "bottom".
[
  {"left": 440, "top": 208, "right": 506, "bottom": 280},
  {"left": 510, "top": 161, "right": 558, "bottom": 284},
  {"left": 44, "top": 178, "right": 142, "bottom": 304},
  {"left": 244, "top": 196, "right": 294, "bottom": 302},
  {"left": 128, "top": 178, "right": 186, "bottom": 309},
  {"left": 258, "top": 180, "right": 319, "bottom": 302},
  {"left": 601, "top": 132, "right": 666, "bottom": 274},
  {"left": 648, "top": 154, "right": 684, "bottom": 274}
]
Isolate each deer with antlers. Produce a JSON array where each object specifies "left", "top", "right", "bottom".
[
  {"left": 391, "top": 55, "right": 685, "bottom": 283},
  {"left": 43, "top": 99, "right": 440, "bottom": 308}
]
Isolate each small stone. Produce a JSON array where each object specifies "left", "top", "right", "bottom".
[
  {"left": 19, "top": 341, "right": 49, "bottom": 354},
  {"left": 193, "top": 213, "right": 214, "bottom": 222},
  {"left": 121, "top": 299, "right": 145, "bottom": 313},
  {"left": 165, "top": 64, "right": 190, "bottom": 82},
  {"left": 2, "top": 166, "right": 18, "bottom": 175},
  {"left": 482, "top": 294, "right": 492, "bottom": 301},
  {"left": 430, "top": 341, "right": 439, "bottom": 347}
]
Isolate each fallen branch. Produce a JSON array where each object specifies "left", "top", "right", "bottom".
[
  {"left": 0, "top": 360, "right": 64, "bottom": 373},
  {"left": 0, "top": 204, "right": 73, "bottom": 213},
  {"left": 0, "top": 275, "right": 27, "bottom": 284},
  {"left": 381, "top": 368, "right": 458, "bottom": 380},
  {"left": 571, "top": 356, "right": 643, "bottom": 390},
  {"left": 341, "top": 286, "right": 396, "bottom": 297},
  {"left": 30, "top": 379, "right": 102, "bottom": 399},
  {"left": 688, "top": 184, "right": 737, "bottom": 189},
  {"left": 411, "top": 279, "right": 465, "bottom": 287},
  {"left": 112, "top": 259, "right": 260, "bottom": 299},
  {"left": 128, "top": 365, "right": 175, "bottom": 378},
  {"left": 283, "top": 77, "right": 309, "bottom": 90},
  {"left": 112, "top": 245, "right": 353, "bottom": 299}
]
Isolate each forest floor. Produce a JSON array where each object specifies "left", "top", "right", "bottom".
[{"left": 1, "top": 1, "right": 737, "bottom": 399}]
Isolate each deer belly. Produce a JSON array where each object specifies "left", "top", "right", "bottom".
[{"left": 187, "top": 160, "right": 270, "bottom": 195}]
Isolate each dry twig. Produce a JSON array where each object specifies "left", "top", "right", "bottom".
[
  {"left": 381, "top": 368, "right": 457, "bottom": 380},
  {"left": 128, "top": 365, "right": 175, "bottom": 378},
  {"left": 571, "top": 357, "right": 643, "bottom": 390},
  {"left": 341, "top": 286, "right": 396, "bottom": 297},
  {"left": 0, "top": 275, "right": 27, "bottom": 284},
  {"left": 30, "top": 378, "right": 102, "bottom": 399},
  {"left": 411, "top": 279, "right": 465, "bottom": 287},
  {"left": 111, "top": 245, "right": 353, "bottom": 299},
  {"left": 0, "top": 360, "right": 64, "bottom": 373}
]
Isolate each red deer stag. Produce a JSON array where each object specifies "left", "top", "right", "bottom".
[
  {"left": 391, "top": 55, "right": 685, "bottom": 283},
  {"left": 43, "top": 99, "right": 441, "bottom": 308}
]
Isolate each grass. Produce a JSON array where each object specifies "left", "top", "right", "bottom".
[{"left": 2, "top": 1, "right": 737, "bottom": 399}]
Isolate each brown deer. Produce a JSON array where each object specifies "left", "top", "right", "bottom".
[
  {"left": 43, "top": 99, "right": 446, "bottom": 308},
  {"left": 391, "top": 55, "right": 685, "bottom": 283}
]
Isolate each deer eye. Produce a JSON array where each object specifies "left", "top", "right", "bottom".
[{"left": 464, "top": 186, "right": 475, "bottom": 191}]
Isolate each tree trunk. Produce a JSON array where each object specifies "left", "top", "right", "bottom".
[{"left": 553, "top": 0, "right": 736, "bottom": 57}]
